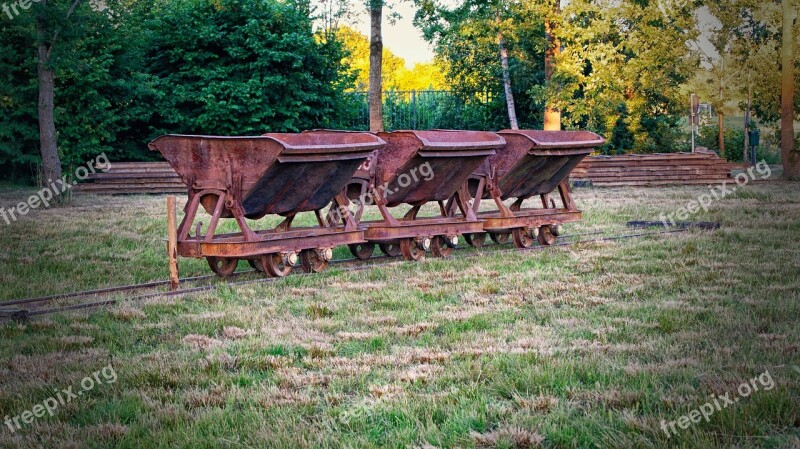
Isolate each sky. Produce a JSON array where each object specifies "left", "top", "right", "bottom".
[{"left": 351, "top": 3, "right": 436, "bottom": 67}]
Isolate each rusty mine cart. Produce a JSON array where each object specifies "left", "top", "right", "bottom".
[
  {"left": 464, "top": 130, "right": 605, "bottom": 249},
  {"left": 149, "top": 132, "right": 385, "bottom": 277},
  {"left": 316, "top": 130, "right": 506, "bottom": 261}
]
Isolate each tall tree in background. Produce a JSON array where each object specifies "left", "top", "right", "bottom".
[
  {"left": 415, "top": 0, "right": 540, "bottom": 130},
  {"left": 1, "top": 0, "right": 153, "bottom": 180},
  {"left": 697, "top": 3, "right": 760, "bottom": 159},
  {"left": 543, "top": 0, "right": 560, "bottom": 130},
  {"left": 497, "top": 11, "right": 518, "bottom": 129},
  {"left": 368, "top": 0, "right": 384, "bottom": 132},
  {"left": 36, "top": 0, "right": 83, "bottom": 187},
  {"left": 781, "top": 0, "right": 799, "bottom": 177}
]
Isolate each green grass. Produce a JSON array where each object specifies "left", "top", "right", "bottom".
[{"left": 0, "top": 180, "right": 799, "bottom": 448}]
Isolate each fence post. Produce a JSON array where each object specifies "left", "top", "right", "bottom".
[
  {"left": 167, "top": 196, "right": 179, "bottom": 291},
  {"left": 411, "top": 90, "right": 419, "bottom": 129}
]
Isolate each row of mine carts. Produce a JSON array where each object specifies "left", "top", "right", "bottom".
[{"left": 148, "top": 129, "right": 605, "bottom": 277}]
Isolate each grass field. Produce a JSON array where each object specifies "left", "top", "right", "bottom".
[{"left": 0, "top": 178, "right": 798, "bottom": 448}]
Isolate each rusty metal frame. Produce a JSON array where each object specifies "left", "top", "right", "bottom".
[{"left": 175, "top": 185, "right": 363, "bottom": 260}]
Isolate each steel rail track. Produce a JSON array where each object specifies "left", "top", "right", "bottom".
[
  {"left": 1, "top": 229, "right": 682, "bottom": 321},
  {"left": 4, "top": 230, "right": 607, "bottom": 310}
]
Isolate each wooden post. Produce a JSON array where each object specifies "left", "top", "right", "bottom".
[{"left": 167, "top": 196, "right": 179, "bottom": 291}]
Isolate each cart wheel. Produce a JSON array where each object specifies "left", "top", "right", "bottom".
[
  {"left": 379, "top": 243, "right": 401, "bottom": 257},
  {"left": 430, "top": 236, "right": 454, "bottom": 258},
  {"left": 490, "top": 232, "right": 511, "bottom": 245},
  {"left": 399, "top": 239, "right": 425, "bottom": 261},
  {"left": 348, "top": 243, "right": 375, "bottom": 260},
  {"left": 247, "top": 259, "right": 264, "bottom": 272},
  {"left": 300, "top": 249, "right": 329, "bottom": 273},
  {"left": 207, "top": 257, "right": 238, "bottom": 277},
  {"left": 464, "top": 233, "right": 487, "bottom": 248},
  {"left": 537, "top": 225, "right": 558, "bottom": 246},
  {"left": 263, "top": 254, "right": 292, "bottom": 277},
  {"left": 512, "top": 228, "right": 535, "bottom": 249}
]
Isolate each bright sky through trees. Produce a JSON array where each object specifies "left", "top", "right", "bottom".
[{"left": 351, "top": 2, "right": 435, "bottom": 67}]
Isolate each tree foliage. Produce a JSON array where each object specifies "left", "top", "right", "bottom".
[
  {"left": 415, "top": 0, "right": 546, "bottom": 130},
  {"left": 0, "top": 0, "right": 145, "bottom": 176},
  {"left": 544, "top": 0, "right": 701, "bottom": 152},
  {"left": 0, "top": 0, "right": 353, "bottom": 181},
  {"left": 143, "top": 0, "right": 351, "bottom": 135}
]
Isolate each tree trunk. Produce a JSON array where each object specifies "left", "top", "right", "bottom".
[
  {"left": 37, "top": 14, "right": 61, "bottom": 187},
  {"left": 497, "top": 20, "right": 518, "bottom": 130},
  {"left": 717, "top": 111, "right": 725, "bottom": 158},
  {"left": 781, "top": 0, "right": 800, "bottom": 178},
  {"left": 544, "top": 1, "right": 561, "bottom": 131},
  {"left": 368, "top": 1, "right": 384, "bottom": 133}
]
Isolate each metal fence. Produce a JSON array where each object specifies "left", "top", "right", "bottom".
[{"left": 337, "top": 90, "right": 498, "bottom": 131}]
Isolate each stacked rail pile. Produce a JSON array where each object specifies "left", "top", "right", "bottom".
[
  {"left": 73, "top": 162, "right": 184, "bottom": 194},
  {"left": 571, "top": 152, "right": 741, "bottom": 187}
]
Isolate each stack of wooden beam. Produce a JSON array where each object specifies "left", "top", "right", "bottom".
[
  {"left": 74, "top": 151, "right": 743, "bottom": 194},
  {"left": 571, "top": 152, "right": 742, "bottom": 187},
  {"left": 73, "top": 162, "right": 185, "bottom": 194}
]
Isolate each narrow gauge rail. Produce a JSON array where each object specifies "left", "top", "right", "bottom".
[{"left": 0, "top": 229, "right": 687, "bottom": 322}]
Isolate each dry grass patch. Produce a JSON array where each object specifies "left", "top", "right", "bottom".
[
  {"left": 391, "top": 322, "right": 435, "bottom": 337},
  {"left": 337, "top": 331, "right": 377, "bottom": 341},
  {"left": 0, "top": 349, "right": 109, "bottom": 385},
  {"left": 259, "top": 387, "right": 316, "bottom": 407},
  {"left": 199, "top": 352, "right": 238, "bottom": 370},
  {"left": 515, "top": 395, "right": 559, "bottom": 413},
  {"left": 87, "top": 423, "right": 129, "bottom": 440},
  {"left": 109, "top": 305, "right": 147, "bottom": 321},
  {"left": 259, "top": 315, "right": 333, "bottom": 349},
  {"left": 369, "top": 383, "right": 405, "bottom": 399},
  {"left": 182, "top": 334, "right": 222, "bottom": 351},
  {"left": 30, "top": 318, "right": 56, "bottom": 330},
  {"left": 395, "top": 364, "right": 444, "bottom": 383},
  {"left": 183, "top": 384, "right": 234, "bottom": 408},
  {"left": 221, "top": 326, "right": 250, "bottom": 340},
  {"left": 262, "top": 355, "right": 293, "bottom": 369},
  {"left": 276, "top": 367, "right": 331, "bottom": 388},
  {"left": 471, "top": 426, "right": 544, "bottom": 449}
]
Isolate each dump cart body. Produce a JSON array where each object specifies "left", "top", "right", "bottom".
[
  {"left": 371, "top": 130, "right": 504, "bottom": 207},
  {"left": 491, "top": 130, "right": 604, "bottom": 200},
  {"left": 149, "top": 133, "right": 384, "bottom": 218}
]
